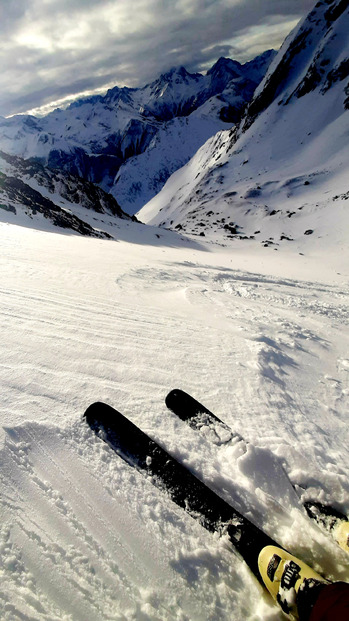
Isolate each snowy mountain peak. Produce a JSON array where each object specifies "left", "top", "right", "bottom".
[
  {"left": 207, "top": 51, "right": 278, "bottom": 91},
  {"left": 105, "top": 85, "right": 136, "bottom": 106},
  {"left": 157, "top": 65, "right": 199, "bottom": 83},
  {"left": 207, "top": 57, "right": 243, "bottom": 80},
  {"left": 241, "top": 49, "right": 279, "bottom": 84},
  {"left": 144, "top": 66, "right": 205, "bottom": 119}
]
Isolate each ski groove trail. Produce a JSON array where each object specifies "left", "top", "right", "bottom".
[{"left": 0, "top": 226, "right": 348, "bottom": 619}]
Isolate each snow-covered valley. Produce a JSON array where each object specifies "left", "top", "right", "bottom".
[{"left": 0, "top": 222, "right": 348, "bottom": 620}]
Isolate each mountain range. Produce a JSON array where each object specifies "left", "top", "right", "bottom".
[
  {"left": 0, "top": 51, "right": 276, "bottom": 227},
  {"left": 0, "top": 0, "right": 348, "bottom": 248}
]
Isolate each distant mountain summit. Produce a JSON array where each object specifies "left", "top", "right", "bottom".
[
  {"left": 0, "top": 51, "right": 276, "bottom": 214},
  {"left": 208, "top": 51, "right": 276, "bottom": 88},
  {"left": 138, "top": 0, "right": 349, "bottom": 249}
]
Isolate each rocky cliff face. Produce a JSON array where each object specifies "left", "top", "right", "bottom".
[{"left": 0, "top": 150, "right": 131, "bottom": 237}]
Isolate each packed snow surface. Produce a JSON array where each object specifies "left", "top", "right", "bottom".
[{"left": 0, "top": 222, "right": 348, "bottom": 620}]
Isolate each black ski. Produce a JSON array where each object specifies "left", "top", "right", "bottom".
[
  {"left": 84, "top": 401, "right": 284, "bottom": 584},
  {"left": 165, "top": 389, "right": 349, "bottom": 553}
]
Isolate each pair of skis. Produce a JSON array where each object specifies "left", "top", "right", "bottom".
[{"left": 84, "top": 389, "right": 348, "bottom": 615}]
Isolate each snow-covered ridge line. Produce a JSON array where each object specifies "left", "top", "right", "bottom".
[{"left": 241, "top": 0, "right": 349, "bottom": 132}]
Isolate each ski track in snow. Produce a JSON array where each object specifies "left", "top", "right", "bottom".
[{"left": 0, "top": 226, "right": 348, "bottom": 620}]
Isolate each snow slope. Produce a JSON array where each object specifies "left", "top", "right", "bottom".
[
  {"left": 0, "top": 3, "right": 348, "bottom": 619},
  {"left": 0, "top": 222, "right": 348, "bottom": 620},
  {"left": 138, "top": 0, "right": 349, "bottom": 247}
]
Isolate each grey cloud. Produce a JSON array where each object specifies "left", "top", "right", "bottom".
[
  {"left": 0, "top": 0, "right": 27, "bottom": 34},
  {"left": 0, "top": 0, "right": 316, "bottom": 116}
]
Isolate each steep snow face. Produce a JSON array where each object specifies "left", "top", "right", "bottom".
[
  {"left": 0, "top": 150, "right": 131, "bottom": 237},
  {"left": 0, "top": 52, "right": 276, "bottom": 213},
  {"left": 241, "top": 0, "right": 349, "bottom": 131},
  {"left": 138, "top": 0, "right": 349, "bottom": 250}
]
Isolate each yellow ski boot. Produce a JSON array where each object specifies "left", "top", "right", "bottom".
[{"left": 258, "top": 545, "right": 329, "bottom": 619}]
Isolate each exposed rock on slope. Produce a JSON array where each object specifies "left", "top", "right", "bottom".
[{"left": 241, "top": 0, "right": 349, "bottom": 132}]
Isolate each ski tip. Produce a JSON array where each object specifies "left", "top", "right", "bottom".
[
  {"left": 165, "top": 389, "right": 215, "bottom": 421},
  {"left": 165, "top": 389, "right": 201, "bottom": 419},
  {"left": 84, "top": 402, "right": 120, "bottom": 431},
  {"left": 165, "top": 389, "right": 185, "bottom": 409},
  {"left": 84, "top": 401, "right": 106, "bottom": 418}
]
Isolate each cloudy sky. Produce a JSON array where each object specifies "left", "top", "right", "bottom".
[{"left": 0, "top": 0, "right": 315, "bottom": 118}]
